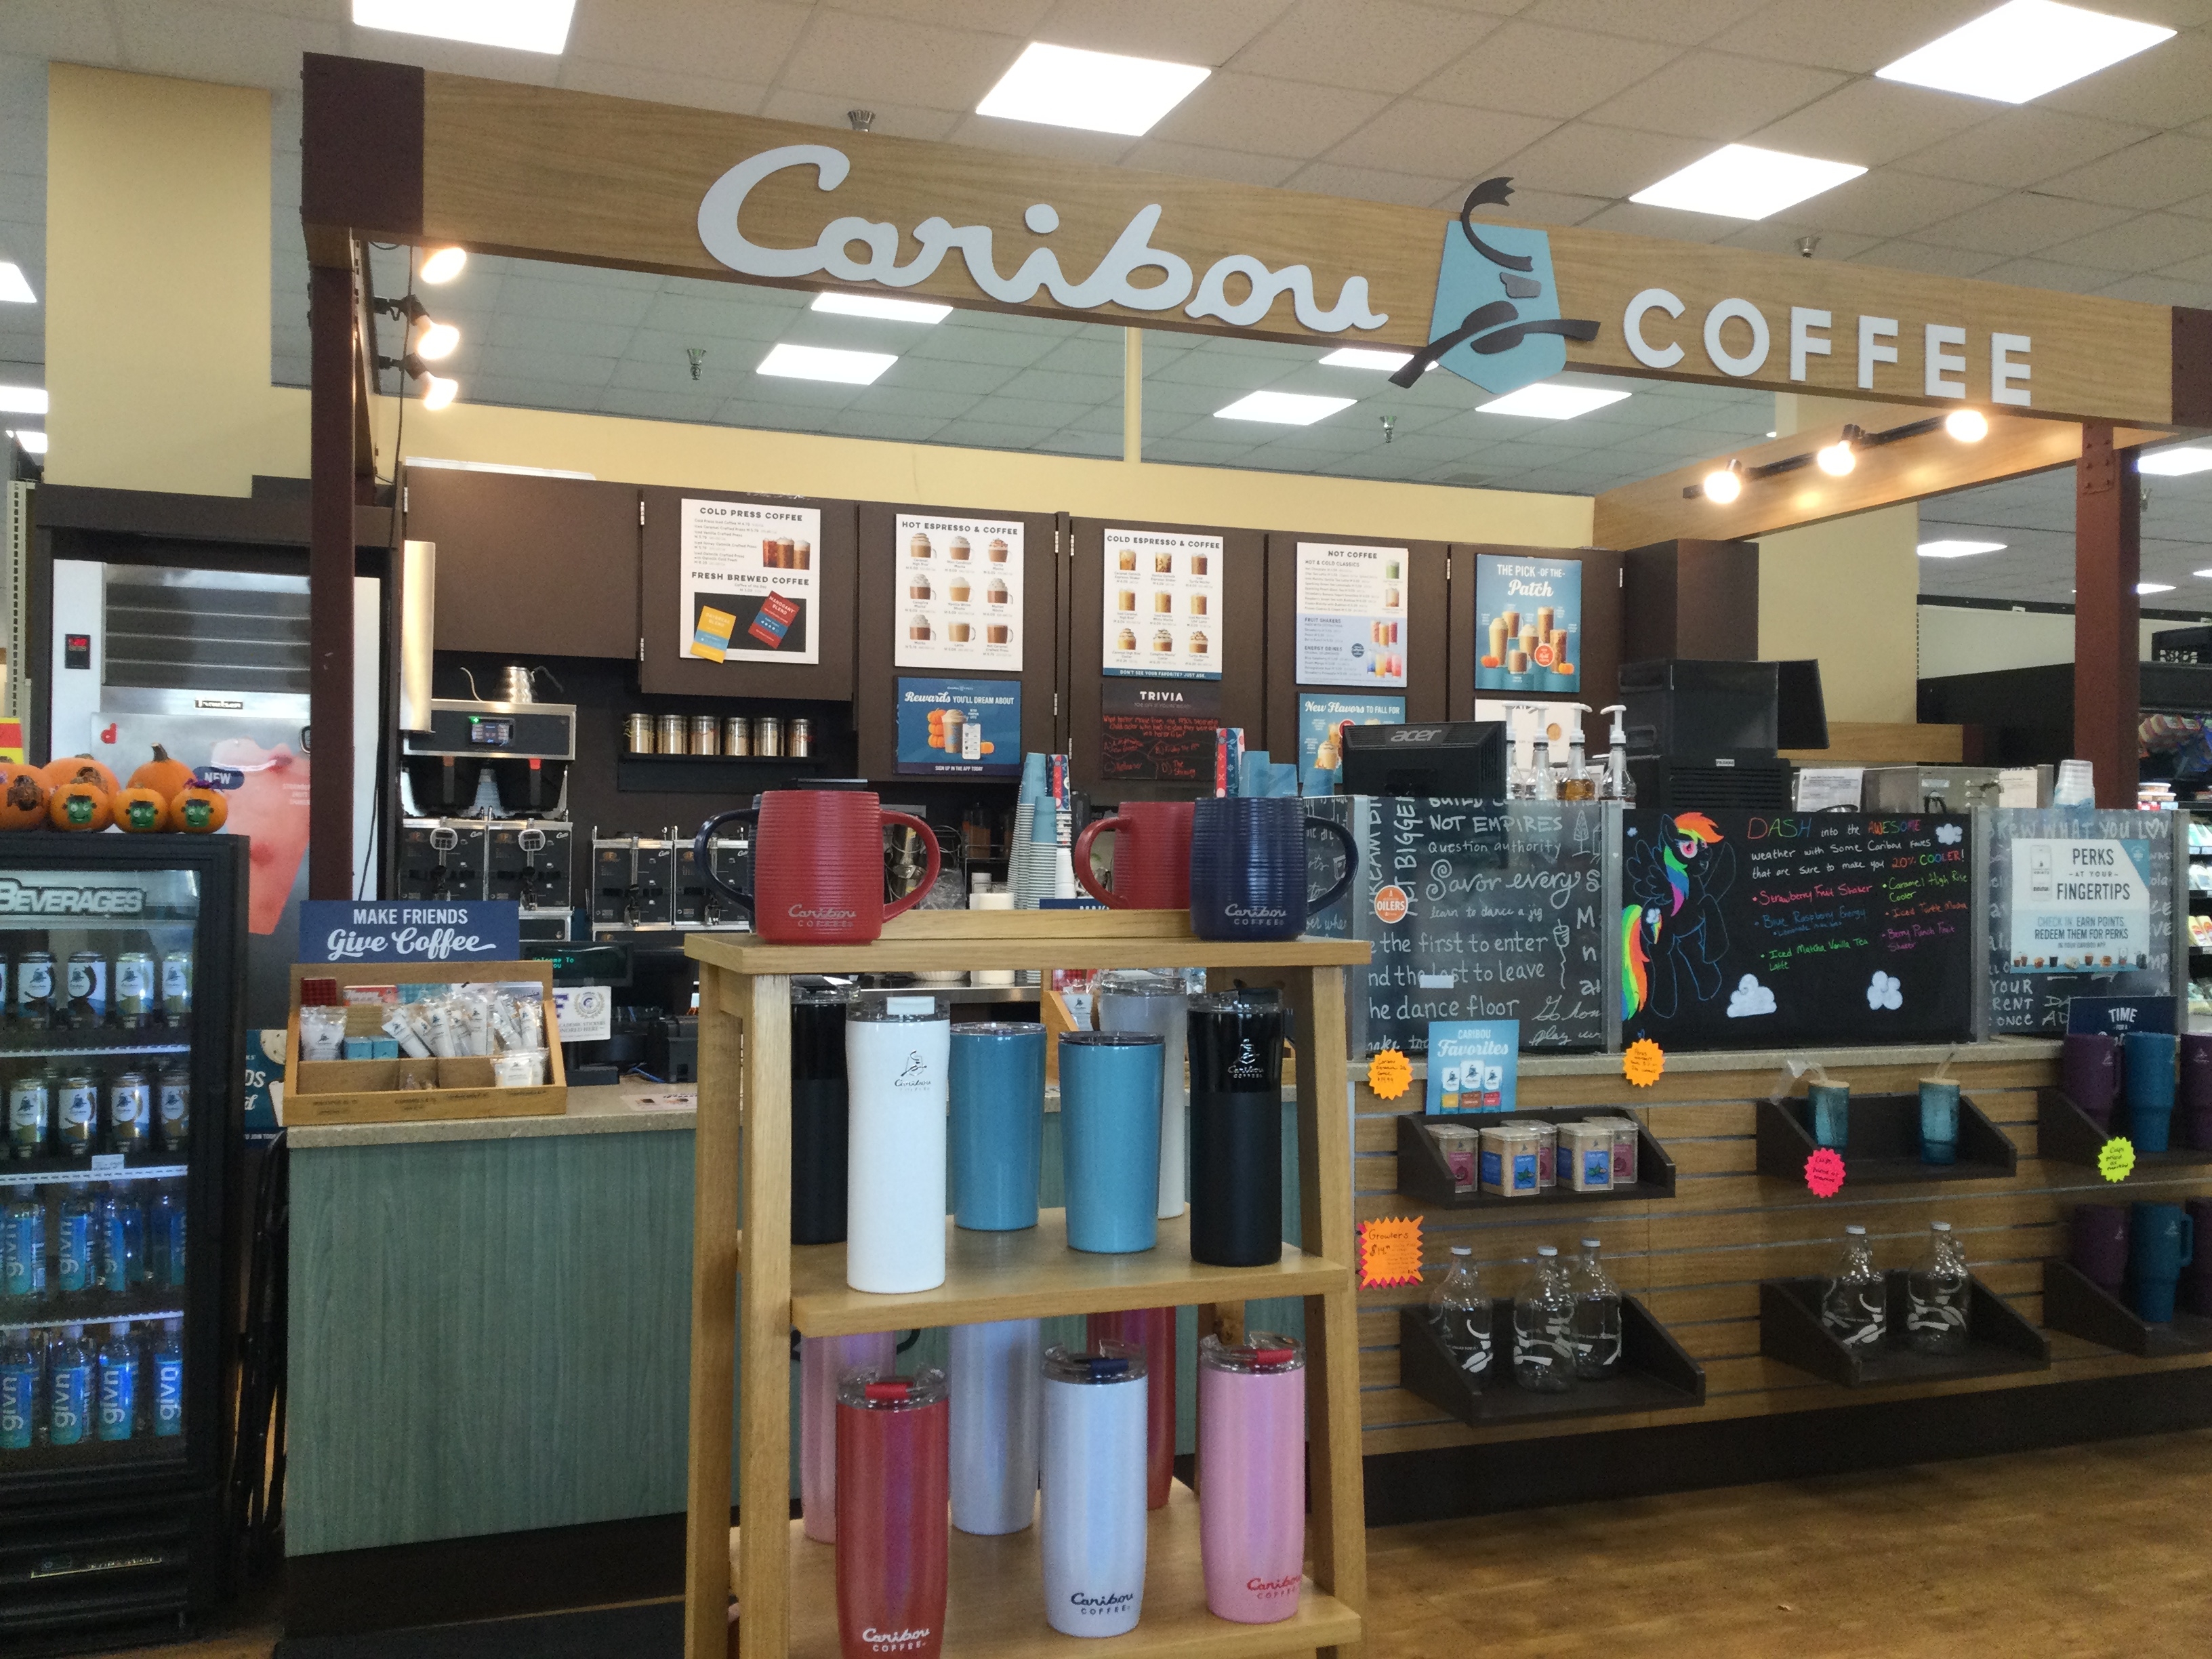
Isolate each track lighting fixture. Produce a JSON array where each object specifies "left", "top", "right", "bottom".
[
  {"left": 1685, "top": 409, "right": 1996, "bottom": 503},
  {"left": 1816, "top": 426, "right": 1860, "bottom": 476},
  {"left": 1701, "top": 459, "right": 1744, "bottom": 504},
  {"left": 377, "top": 350, "right": 461, "bottom": 409},
  {"left": 374, "top": 295, "right": 461, "bottom": 361}
]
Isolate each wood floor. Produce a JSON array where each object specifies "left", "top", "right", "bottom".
[{"left": 113, "top": 1429, "right": 2212, "bottom": 1659}]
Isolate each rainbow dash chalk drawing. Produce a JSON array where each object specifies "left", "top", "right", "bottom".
[{"left": 1622, "top": 812, "right": 1738, "bottom": 1023}]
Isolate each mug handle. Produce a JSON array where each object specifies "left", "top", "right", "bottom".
[
  {"left": 880, "top": 812, "right": 943, "bottom": 920},
  {"left": 2182, "top": 1212, "right": 2196, "bottom": 1272},
  {"left": 1072, "top": 815, "right": 1129, "bottom": 908},
  {"left": 1303, "top": 815, "right": 1359, "bottom": 913},
  {"left": 692, "top": 808, "right": 759, "bottom": 918}
]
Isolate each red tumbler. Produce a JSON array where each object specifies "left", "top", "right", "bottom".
[
  {"left": 1073, "top": 800, "right": 1193, "bottom": 910},
  {"left": 1087, "top": 1307, "right": 1176, "bottom": 1509},
  {"left": 836, "top": 1368, "right": 949, "bottom": 1659},
  {"left": 695, "top": 789, "right": 940, "bottom": 945}
]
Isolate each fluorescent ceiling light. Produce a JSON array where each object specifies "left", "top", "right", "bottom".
[
  {"left": 758, "top": 343, "right": 898, "bottom": 386},
  {"left": 407, "top": 457, "right": 595, "bottom": 480},
  {"left": 976, "top": 42, "right": 1210, "bottom": 136},
  {"left": 2139, "top": 581, "right": 2175, "bottom": 594},
  {"left": 0, "top": 386, "right": 47, "bottom": 415},
  {"left": 2140, "top": 446, "right": 2212, "bottom": 477},
  {"left": 0, "top": 263, "right": 33, "bottom": 304},
  {"left": 1320, "top": 348, "right": 1414, "bottom": 370},
  {"left": 7, "top": 430, "right": 45, "bottom": 456},
  {"left": 1478, "top": 383, "right": 1631, "bottom": 420},
  {"left": 1917, "top": 539, "right": 2007, "bottom": 558},
  {"left": 1631, "top": 144, "right": 1866, "bottom": 221},
  {"left": 1877, "top": 1, "right": 2173, "bottom": 104},
  {"left": 352, "top": 1, "right": 575, "bottom": 54},
  {"left": 1214, "top": 390, "right": 1355, "bottom": 426},
  {"left": 811, "top": 292, "right": 951, "bottom": 325}
]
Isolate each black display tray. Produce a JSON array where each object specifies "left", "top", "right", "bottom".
[
  {"left": 1755, "top": 1091, "right": 2017, "bottom": 1186},
  {"left": 2036, "top": 1087, "right": 2212, "bottom": 1172},
  {"left": 615, "top": 754, "right": 836, "bottom": 793},
  {"left": 1759, "top": 1271, "right": 2049, "bottom": 1387},
  {"left": 2041, "top": 1258, "right": 2212, "bottom": 1358},
  {"left": 1395, "top": 1110, "right": 1676, "bottom": 1209},
  {"left": 1397, "top": 1296, "right": 1704, "bottom": 1427}
]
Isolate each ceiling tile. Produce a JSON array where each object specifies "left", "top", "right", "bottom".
[
  {"left": 1971, "top": 255, "right": 2121, "bottom": 295},
  {"left": 2095, "top": 272, "right": 2212, "bottom": 307},
  {"left": 1414, "top": 20, "right": 1680, "bottom": 120},
  {"left": 776, "top": 11, "right": 1023, "bottom": 111},
  {"left": 2039, "top": 212, "right": 2212, "bottom": 274},
  {"left": 1035, "top": 0, "right": 1300, "bottom": 64},
  {"left": 1324, "top": 100, "right": 1555, "bottom": 177},
  {"left": 2038, "top": 133, "right": 2212, "bottom": 212},
  {"left": 556, "top": 60, "right": 770, "bottom": 118},
  {"left": 1746, "top": 79, "right": 1992, "bottom": 169},
  {"left": 2174, "top": 192, "right": 2212, "bottom": 222},
  {"left": 1911, "top": 191, "right": 2137, "bottom": 257},
  {"left": 1720, "top": 0, "right": 1991, "bottom": 75},
  {"left": 1229, "top": 0, "right": 1504, "bottom": 94},
  {"left": 1469, "top": 185, "right": 1611, "bottom": 224},
  {"left": 1517, "top": 0, "right": 1768, "bottom": 46},
  {"left": 566, "top": 1, "right": 810, "bottom": 78},
  {"left": 1580, "top": 50, "right": 1844, "bottom": 142},
  {"left": 1575, "top": 200, "right": 1742, "bottom": 243},
  {"left": 110, "top": 1, "right": 340, "bottom": 86},
  {"left": 334, "top": 28, "right": 562, "bottom": 85},
  {"left": 1891, "top": 108, "right": 2153, "bottom": 192},
  {"left": 0, "top": 1, "right": 121, "bottom": 64},
  {"left": 1284, "top": 159, "right": 1464, "bottom": 207},
  {"left": 758, "top": 89, "right": 960, "bottom": 141},
  {"left": 1491, "top": 120, "right": 1711, "bottom": 199},
  {"left": 1786, "top": 170, "right": 2001, "bottom": 239},
  {"left": 1120, "top": 140, "right": 1304, "bottom": 188},
  {"left": 1846, "top": 239, "right": 2006, "bottom": 279},
  {"left": 943, "top": 114, "right": 1140, "bottom": 166},
  {"left": 1715, "top": 221, "right": 1880, "bottom": 262},
  {"left": 1148, "top": 72, "right": 1389, "bottom": 159},
  {"left": 2041, "top": 30, "right": 2212, "bottom": 131},
  {"left": 2154, "top": 249, "right": 2212, "bottom": 286},
  {"left": 828, "top": 0, "right": 1058, "bottom": 32}
]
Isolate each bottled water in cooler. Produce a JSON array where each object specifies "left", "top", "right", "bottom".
[
  {"left": 1428, "top": 1245, "right": 1493, "bottom": 1379},
  {"left": 1906, "top": 1221, "right": 1971, "bottom": 1355},
  {"left": 1, "top": 1330, "right": 39, "bottom": 1450},
  {"left": 1513, "top": 1246, "right": 1577, "bottom": 1393},
  {"left": 1570, "top": 1238, "right": 1623, "bottom": 1381},
  {"left": 1820, "top": 1225, "right": 1887, "bottom": 1349}
]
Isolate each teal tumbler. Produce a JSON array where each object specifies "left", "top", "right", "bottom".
[
  {"left": 1058, "top": 1032, "right": 1165, "bottom": 1254},
  {"left": 950, "top": 1023, "right": 1046, "bottom": 1231}
]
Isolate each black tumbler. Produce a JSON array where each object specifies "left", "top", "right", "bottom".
[
  {"left": 1188, "top": 992, "right": 1287, "bottom": 1266},
  {"left": 791, "top": 981, "right": 853, "bottom": 1245}
]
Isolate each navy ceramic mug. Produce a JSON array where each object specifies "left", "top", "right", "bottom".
[{"left": 1188, "top": 798, "right": 1357, "bottom": 943}]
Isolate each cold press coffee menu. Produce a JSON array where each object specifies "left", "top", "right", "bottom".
[{"left": 1621, "top": 809, "right": 1975, "bottom": 1050}]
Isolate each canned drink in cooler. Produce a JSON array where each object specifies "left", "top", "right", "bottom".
[
  {"left": 66, "top": 951, "right": 106, "bottom": 1028},
  {"left": 161, "top": 949, "right": 192, "bottom": 1022},
  {"left": 691, "top": 714, "right": 720, "bottom": 756},
  {"left": 9, "top": 1072, "right": 51, "bottom": 1160},
  {"left": 623, "top": 713, "right": 655, "bottom": 755},
  {"left": 108, "top": 1073, "right": 150, "bottom": 1151},
  {"left": 790, "top": 717, "right": 812, "bottom": 758},
  {"left": 157, "top": 1066, "right": 190, "bottom": 1152},
  {"left": 58, "top": 1075, "right": 98, "bottom": 1158},
  {"left": 16, "top": 949, "right": 54, "bottom": 1028},
  {"left": 656, "top": 713, "right": 687, "bottom": 756},
  {"left": 114, "top": 952, "right": 155, "bottom": 1027}
]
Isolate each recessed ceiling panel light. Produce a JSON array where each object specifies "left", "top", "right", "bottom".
[
  {"left": 7, "top": 430, "right": 45, "bottom": 456},
  {"left": 2139, "top": 581, "right": 2175, "bottom": 594},
  {"left": 977, "top": 42, "right": 1210, "bottom": 136},
  {"left": 811, "top": 292, "right": 952, "bottom": 325},
  {"left": 2194, "top": 569, "right": 2212, "bottom": 579},
  {"left": 1631, "top": 144, "right": 1867, "bottom": 221},
  {"left": 1477, "top": 383, "right": 1632, "bottom": 419},
  {"left": 1320, "top": 348, "right": 1414, "bottom": 370},
  {"left": 758, "top": 343, "right": 899, "bottom": 386},
  {"left": 0, "top": 263, "right": 33, "bottom": 304},
  {"left": 2140, "top": 446, "right": 2212, "bottom": 476},
  {"left": 1213, "top": 390, "right": 1355, "bottom": 425},
  {"left": 0, "top": 386, "right": 47, "bottom": 415},
  {"left": 353, "top": 1, "right": 575, "bottom": 54},
  {"left": 1876, "top": 1, "right": 2173, "bottom": 104},
  {"left": 1917, "top": 539, "right": 2008, "bottom": 558}
]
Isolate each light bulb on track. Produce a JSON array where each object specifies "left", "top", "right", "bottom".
[
  {"left": 1816, "top": 438, "right": 1856, "bottom": 476},
  {"left": 1944, "top": 408, "right": 1988, "bottom": 443},
  {"left": 420, "top": 373, "right": 459, "bottom": 411},
  {"left": 415, "top": 321, "right": 460, "bottom": 361},
  {"left": 420, "top": 246, "right": 468, "bottom": 284},
  {"left": 1702, "top": 464, "right": 1743, "bottom": 504}
]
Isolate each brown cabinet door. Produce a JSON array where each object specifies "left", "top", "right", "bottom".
[
  {"left": 854, "top": 503, "right": 1060, "bottom": 780},
  {"left": 406, "top": 468, "right": 641, "bottom": 659},
  {"left": 638, "top": 486, "right": 857, "bottom": 699},
  {"left": 1263, "top": 532, "right": 1447, "bottom": 757}
]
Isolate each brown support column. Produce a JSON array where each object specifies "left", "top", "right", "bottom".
[
  {"left": 308, "top": 257, "right": 356, "bottom": 898},
  {"left": 2074, "top": 422, "right": 2141, "bottom": 810}
]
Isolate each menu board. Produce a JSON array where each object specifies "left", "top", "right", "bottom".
[
  {"left": 1102, "top": 528, "right": 1221, "bottom": 678},
  {"left": 1987, "top": 808, "right": 2175, "bottom": 1034},
  {"left": 679, "top": 498, "right": 821, "bottom": 665},
  {"left": 1099, "top": 680, "right": 1220, "bottom": 785},
  {"left": 1474, "top": 554, "right": 1580, "bottom": 693},
  {"left": 1621, "top": 809, "right": 1974, "bottom": 1050},
  {"left": 895, "top": 512, "right": 1023, "bottom": 672},
  {"left": 1343, "top": 798, "right": 1607, "bottom": 1056},
  {"left": 1294, "top": 542, "right": 1407, "bottom": 688}
]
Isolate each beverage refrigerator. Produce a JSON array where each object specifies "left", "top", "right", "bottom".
[{"left": 0, "top": 835, "right": 248, "bottom": 1654}]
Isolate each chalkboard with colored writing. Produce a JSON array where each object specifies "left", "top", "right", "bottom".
[
  {"left": 1342, "top": 798, "right": 1607, "bottom": 1057},
  {"left": 1620, "top": 809, "right": 1973, "bottom": 1051}
]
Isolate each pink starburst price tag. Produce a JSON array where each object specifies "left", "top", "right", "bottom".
[{"left": 1805, "top": 1147, "right": 1847, "bottom": 1197}]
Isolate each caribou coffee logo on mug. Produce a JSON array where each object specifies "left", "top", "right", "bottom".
[
  {"left": 1246, "top": 1574, "right": 1300, "bottom": 1597},
  {"left": 894, "top": 1051, "right": 932, "bottom": 1088},
  {"left": 1231, "top": 1035, "right": 1265, "bottom": 1081},
  {"left": 1069, "top": 1592, "right": 1136, "bottom": 1613},
  {"left": 1224, "top": 902, "right": 1288, "bottom": 922},
  {"left": 861, "top": 1628, "right": 933, "bottom": 1653},
  {"left": 787, "top": 903, "right": 859, "bottom": 922}
]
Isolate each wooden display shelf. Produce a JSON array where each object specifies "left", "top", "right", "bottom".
[
  {"left": 2035, "top": 1086, "right": 2212, "bottom": 1172},
  {"left": 1395, "top": 1298, "right": 1704, "bottom": 1429},
  {"left": 732, "top": 1485, "right": 1361, "bottom": 1659},
  {"left": 790, "top": 1210, "right": 1349, "bottom": 1337},
  {"left": 1759, "top": 1271, "right": 2050, "bottom": 1388},
  {"left": 2041, "top": 1259, "right": 2212, "bottom": 1358},
  {"left": 1754, "top": 1092, "right": 2017, "bottom": 1185},
  {"left": 1393, "top": 1109, "right": 1677, "bottom": 1209}
]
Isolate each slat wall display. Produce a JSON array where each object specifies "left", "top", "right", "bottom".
[
  {"left": 1348, "top": 1044, "right": 2212, "bottom": 1458},
  {"left": 1447, "top": 546, "right": 1625, "bottom": 721},
  {"left": 854, "top": 503, "right": 1062, "bottom": 779},
  {"left": 638, "top": 487, "right": 857, "bottom": 700},
  {"left": 1068, "top": 518, "right": 1264, "bottom": 801},
  {"left": 1985, "top": 808, "right": 2179, "bottom": 1034},
  {"left": 1265, "top": 534, "right": 1448, "bottom": 762}
]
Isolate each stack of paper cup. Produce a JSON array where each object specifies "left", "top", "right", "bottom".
[{"left": 971, "top": 889, "right": 1015, "bottom": 985}]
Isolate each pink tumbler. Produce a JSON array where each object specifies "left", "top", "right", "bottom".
[
  {"left": 1088, "top": 1307, "right": 1175, "bottom": 1510},
  {"left": 801, "top": 1330, "right": 899, "bottom": 1542},
  {"left": 1197, "top": 1332, "right": 1306, "bottom": 1624}
]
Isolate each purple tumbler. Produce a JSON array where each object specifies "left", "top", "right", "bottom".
[
  {"left": 2070, "top": 1204, "right": 2130, "bottom": 1294},
  {"left": 2061, "top": 1033, "right": 2119, "bottom": 1127},
  {"left": 2184, "top": 1199, "right": 2212, "bottom": 1317},
  {"left": 2183, "top": 1036, "right": 2212, "bottom": 1151}
]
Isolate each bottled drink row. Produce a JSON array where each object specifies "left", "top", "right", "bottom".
[
  {"left": 1, "top": 942, "right": 194, "bottom": 1035},
  {"left": 7, "top": 1060, "right": 192, "bottom": 1160},
  {"left": 1429, "top": 1239, "right": 1624, "bottom": 1393},
  {"left": 0, "top": 1318, "right": 184, "bottom": 1452},
  {"left": 1822, "top": 1221, "right": 1971, "bottom": 1354},
  {"left": 1, "top": 1179, "right": 188, "bottom": 1309}
]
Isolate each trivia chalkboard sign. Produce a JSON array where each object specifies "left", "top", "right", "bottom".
[
  {"left": 1099, "top": 680, "right": 1219, "bottom": 784},
  {"left": 1343, "top": 798, "right": 1607, "bottom": 1056},
  {"left": 1620, "top": 809, "right": 1973, "bottom": 1050}
]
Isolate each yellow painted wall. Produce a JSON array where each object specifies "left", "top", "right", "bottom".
[{"left": 41, "top": 64, "right": 1591, "bottom": 550}]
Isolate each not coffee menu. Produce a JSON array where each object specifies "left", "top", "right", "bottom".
[{"left": 1620, "top": 809, "right": 1974, "bottom": 1050}]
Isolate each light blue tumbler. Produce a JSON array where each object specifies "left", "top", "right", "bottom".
[
  {"left": 1058, "top": 1032, "right": 1165, "bottom": 1254},
  {"left": 950, "top": 1023, "right": 1046, "bottom": 1231}
]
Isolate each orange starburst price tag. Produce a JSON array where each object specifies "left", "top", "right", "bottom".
[
  {"left": 1622, "top": 1038, "right": 1665, "bottom": 1088},
  {"left": 1367, "top": 1048, "right": 1412, "bottom": 1100},
  {"left": 1358, "top": 1217, "right": 1425, "bottom": 1289}
]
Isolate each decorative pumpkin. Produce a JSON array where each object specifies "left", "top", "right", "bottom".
[
  {"left": 41, "top": 754, "right": 121, "bottom": 798},
  {"left": 49, "top": 780, "right": 112, "bottom": 832},
  {"left": 112, "top": 785, "right": 171, "bottom": 833},
  {"left": 169, "top": 783, "right": 228, "bottom": 834},
  {"left": 0, "top": 764, "right": 47, "bottom": 832},
  {"left": 127, "top": 744, "right": 193, "bottom": 802}
]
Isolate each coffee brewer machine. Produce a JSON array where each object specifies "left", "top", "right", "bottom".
[{"left": 398, "top": 693, "right": 577, "bottom": 937}]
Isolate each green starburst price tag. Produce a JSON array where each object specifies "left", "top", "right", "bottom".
[{"left": 2097, "top": 1136, "right": 2136, "bottom": 1183}]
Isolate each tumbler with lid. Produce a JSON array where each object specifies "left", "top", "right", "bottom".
[
  {"left": 835, "top": 1366, "right": 949, "bottom": 1659},
  {"left": 1187, "top": 992, "right": 1287, "bottom": 1266},
  {"left": 800, "top": 1330, "right": 897, "bottom": 1543},
  {"left": 949, "top": 1317, "right": 1041, "bottom": 1536},
  {"left": 1095, "top": 970, "right": 1191, "bottom": 1220},
  {"left": 1056, "top": 1032, "right": 1164, "bottom": 1254},
  {"left": 1197, "top": 1333, "right": 1306, "bottom": 1624},
  {"left": 792, "top": 981, "right": 853, "bottom": 1246},
  {"left": 1040, "top": 1343, "right": 1149, "bottom": 1639},
  {"left": 949, "top": 1023, "right": 1045, "bottom": 1232},
  {"left": 845, "top": 993, "right": 950, "bottom": 1294}
]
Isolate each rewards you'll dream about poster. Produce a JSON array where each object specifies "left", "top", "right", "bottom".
[
  {"left": 1475, "top": 556, "right": 1580, "bottom": 693},
  {"left": 1294, "top": 542, "right": 1407, "bottom": 688},
  {"left": 895, "top": 514, "right": 1024, "bottom": 672},
  {"left": 1102, "top": 529, "right": 1223, "bottom": 678},
  {"left": 679, "top": 498, "right": 821, "bottom": 666}
]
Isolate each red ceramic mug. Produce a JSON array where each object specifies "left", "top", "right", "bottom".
[
  {"left": 695, "top": 789, "right": 940, "bottom": 944},
  {"left": 1073, "top": 800, "right": 1194, "bottom": 909}
]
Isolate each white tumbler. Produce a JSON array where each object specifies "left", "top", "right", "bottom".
[
  {"left": 1095, "top": 970, "right": 1190, "bottom": 1219},
  {"left": 798, "top": 1330, "right": 898, "bottom": 1543},
  {"left": 949, "top": 1317, "right": 1042, "bottom": 1536},
  {"left": 845, "top": 993, "right": 951, "bottom": 1294},
  {"left": 1040, "top": 1343, "right": 1149, "bottom": 1638}
]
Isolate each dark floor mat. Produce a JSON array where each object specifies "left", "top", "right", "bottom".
[{"left": 273, "top": 1599, "right": 683, "bottom": 1659}]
